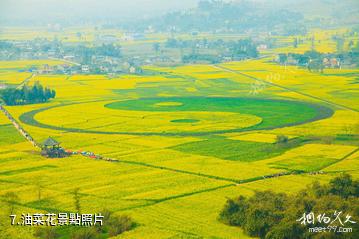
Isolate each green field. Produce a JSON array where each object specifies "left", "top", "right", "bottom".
[{"left": 172, "top": 138, "right": 304, "bottom": 162}]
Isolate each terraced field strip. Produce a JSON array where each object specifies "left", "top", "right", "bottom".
[
  {"left": 106, "top": 157, "right": 346, "bottom": 212},
  {"left": 213, "top": 65, "right": 359, "bottom": 113},
  {"left": 116, "top": 184, "right": 236, "bottom": 212}
]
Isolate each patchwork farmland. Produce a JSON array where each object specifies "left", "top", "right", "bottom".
[
  {"left": 0, "top": 50, "right": 358, "bottom": 238},
  {"left": 1, "top": 0, "right": 359, "bottom": 234}
]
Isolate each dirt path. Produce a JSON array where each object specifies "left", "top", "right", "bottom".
[
  {"left": 48, "top": 57, "right": 81, "bottom": 66},
  {"left": 0, "top": 104, "right": 40, "bottom": 148},
  {"left": 16, "top": 73, "right": 35, "bottom": 89}
]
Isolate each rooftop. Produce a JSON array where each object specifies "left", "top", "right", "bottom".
[{"left": 43, "top": 137, "right": 60, "bottom": 147}]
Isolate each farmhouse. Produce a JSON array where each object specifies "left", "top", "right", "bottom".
[
  {"left": 39, "top": 64, "right": 54, "bottom": 74},
  {"left": 121, "top": 33, "right": 146, "bottom": 41},
  {"left": 81, "top": 65, "right": 90, "bottom": 73}
]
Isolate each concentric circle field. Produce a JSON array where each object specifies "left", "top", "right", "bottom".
[{"left": 19, "top": 97, "right": 333, "bottom": 136}]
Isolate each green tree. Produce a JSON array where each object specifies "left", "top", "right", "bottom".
[
  {"left": 219, "top": 196, "right": 248, "bottom": 226},
  {"left": 219, "top": 174, "right": 359, "bottom": 239},
  {"left": 276, "top": 135, "right": 289, "bottom": 144},
  {"left": 0, "top": 82, "right": 55, "bottom": 105},
  {"left": 244, "top": 191, "right": 288, "bottom": 238},
  {"left": 70, "top": 228, "right": 99, "bottom": 239},
  {"left": 265, "top": 218, "right": 305, "bottom": 239},
  {"left": 278, "top": 54, "right": 288, "bottom": 65},
  {"left": 73, "top": 188, "right": 81, "bottom": 213},
  {"left": 153, "top": 42, "right": 160, "bottom": 55},
  {"left": 329, "top": 173, "right": 357, "bottom": 198},
  {"left": 34, "top": 227, "right": 59, "bottom": 239},
  {"left": 336, "top": 37, "right": 345, "bottom": 53},
  {"left": 293, "top": 38, "right": 298, "bottom": 48},
  {"left": 108, "top": 215, "right": 135, "bottom": 237}
]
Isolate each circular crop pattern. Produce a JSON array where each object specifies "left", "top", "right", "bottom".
[{"left": 19, "top": 97, "right": 333, "bottom": 136}]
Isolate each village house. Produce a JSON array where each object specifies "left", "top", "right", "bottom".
[
  {"left": 121, "top": 33, "right": 146, "bottom": 41},
  {"left": 81, "top": 65, "right": 90, "bottom": 73},
  {"left": 323, "top": 57, "right": 341, "bottom": 68},
  {"left": 256, "top": 44, "right": 268, "bottom": 51},
  {"left": 64, "top": 55, "right": 75, "bottom": 61},
  {"left": 39, "top": 64, "right": 54, "bottom": 74}
]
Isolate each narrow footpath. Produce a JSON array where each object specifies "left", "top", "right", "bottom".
[{"left": 0, "top": 104, "right": 40, "bottom": 148}]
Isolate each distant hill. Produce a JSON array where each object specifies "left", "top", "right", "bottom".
[
  {"left": 127, "top": 0, "right": 304, "bottom": 34},
  {"left": 125, "top": 0, "right": 359, "bottom": 34}
]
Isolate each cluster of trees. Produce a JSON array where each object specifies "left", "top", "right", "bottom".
[
  {"left": 219, "top": 174, "right": 359, "bottom": 239},
  {"left": 182, "top": 54, "right": 221, "bottom": 64},
  {"left": 228, "top": 39, "right": 258, "bottom": 58},
  {"left": 278, "top": 50, "right": 336, "bottom": 73},
  {"left": 165, "top": 38, "right": 226, "bottom": 49},
  {"left": 0, "top": 82, "right": 56, "bottom": 105},
  {"left": 276, "top": 135, "right": 289, "bottom": 144},
  {"left": 73, "top": 43, "right": 122, "bottom": 64},
  {"left": 278, "top": 51, "right": 321, "bottom": 65}
]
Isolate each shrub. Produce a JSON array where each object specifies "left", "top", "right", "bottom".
[
  {"left": 70, "top": 227, "right": 99, "bottom": 239},
  {"left": 276, "top": 135, "right": 288, "bottom": 144},
  {"left": 108, "top": 215, "right": 135, "bottom": 237},
  {"left": 219, "top": 196, "right": 248, "bottom": 226},
  {"left": 34, "top": 227, "right": 59, "bottom": 239}
]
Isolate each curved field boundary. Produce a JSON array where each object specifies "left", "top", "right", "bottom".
[{"left": 19, "top": 97, "right": 333, "bottom": 136}]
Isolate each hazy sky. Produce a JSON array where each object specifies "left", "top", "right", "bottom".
[
  {"left": 1, "top": 0, "right": 356, "bottom": 26},
  {"left": 0, "top": 0, "right": 199, "bottom": 25}
]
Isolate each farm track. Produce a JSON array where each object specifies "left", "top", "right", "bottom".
[
  {"left": 16, "top": 73, "right": 35, "bottom": 89},
  {"left": 213, "top": 65, "right": 359, "bottom": 113},
  {"left": 0, "top": 104, "right": 41, "bottom": 148},
  {"left": 48, "top": 57, "right": 81, "bottom": 66}
]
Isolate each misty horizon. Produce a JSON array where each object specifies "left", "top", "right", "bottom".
[{"left": 0, "top": 0, "right": 200, "bottom": 26}]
